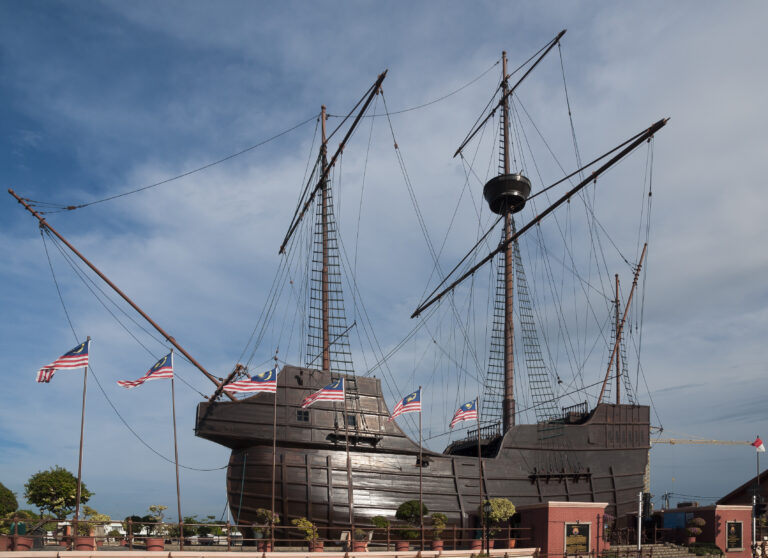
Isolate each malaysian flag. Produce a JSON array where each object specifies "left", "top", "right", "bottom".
[
  {"left": 36, "top": 340, "right": 90, "bottom": 383},
  {"left": 450, "top": 399, "right": 478, "bottom": 428},
  {"left": 117, "top": 352, "right": 173, "bottom": 389},
  {"left": 388, "top": 388, "right": 421, "bottom": 421},
  {"left": 224, "top": 365, "right": 279, "bottom": 393},
  {"left": 301, "top": 378, "right": 345, "bottom": 408}
]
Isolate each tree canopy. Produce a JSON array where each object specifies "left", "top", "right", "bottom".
[
  {"left": 24, "top": 466, "right": 92, "bottom": 518},
  {"left": 0, "top": 482, "right": 18, "bottom": 516}
]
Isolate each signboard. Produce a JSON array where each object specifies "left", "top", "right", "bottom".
[
  {"left": 565, "top": 523, "right": 590, "bottom": 555},
  {"left": 726, "top": 521, "right": 742, "bottom": 551}
]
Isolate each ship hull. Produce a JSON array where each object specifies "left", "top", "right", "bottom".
[{"left": 196, "top": 365, "right": 649, "bottom": 528}]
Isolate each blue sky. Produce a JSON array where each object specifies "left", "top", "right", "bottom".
[{"left": 2, "top": 1, "right": 768, "bottom": 521}]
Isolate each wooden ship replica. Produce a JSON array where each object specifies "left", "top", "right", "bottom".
[
  {"left": 195, "top": 33, "right": 667, "bottom": 532},
  {"left": 10, "top": 31, "right": 668, "bottom": 537}
]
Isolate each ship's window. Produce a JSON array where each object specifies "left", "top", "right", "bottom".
[
  {"left": 347, "top": 415, "right": 357, "bottom": 427},
  {"left": 296, "top": 409, "right": 309, "bottom": 422}
]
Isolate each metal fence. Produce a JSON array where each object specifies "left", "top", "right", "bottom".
[{"left": 0, "top": 517, "right": 532, "bottom": 552}]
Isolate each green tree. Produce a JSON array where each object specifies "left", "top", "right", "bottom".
[
  {"left": 481, "top": 498, "right": 516, "bottom": 536},
  {"left": 24, "top": 466, "right": 92, "bottom": 518},
  {"left": 0, "top": 482, "right": 18, "bottom": 516},
  {"left": 396, "top": 500, "right": 428, "bottom": 540}
]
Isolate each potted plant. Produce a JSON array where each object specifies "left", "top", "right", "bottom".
[
  {"left": 396, "top": 500, "right": 428, "bottom": 551},
  {"left": 8, "top": 510, "right": 36, "bottom": 551},
  {"left": 106, "top": 528, "right": 123, "bottom": 546},
  {"left": 254, "top": 508, "right": 280, "bottom": 551},
  {"left": 430, "top": 512, "right": 448, "bottom": 551},
  {"left": 371, "top": 516, "right": 390, "bottom": 549},
  {"left": 143, "top": 504, "right": 168, "bottom": 550},
  {"left": 481, "top": 498, "right": 516, "bottom": 549},
  {"left": 292, "top": 517, "right": 322, "bottom": 552},
  {"left": 686, "top": 517, "right": 705, "bottom": 545},
  {"left": 352, "top": 528, "right": 369, "bottom": 552}
]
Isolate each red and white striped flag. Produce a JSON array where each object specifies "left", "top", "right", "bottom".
[
  {"left": 753, "top": 437, "right": 765, "bottom": 453},
  {"left": 450, "top": 399, "right": 478, "bottom": 429},
  {"left": 388, "top": 388, "right": 421, "bottom": 421},
  {"left": 117, "top": 352, "right": 173, "bottom": 389},
  {"left": 36, "top": 341, "right": 90, "bottom": 383},
  {"left": 301, "top": 378, "right": 345, "bottom": 408},
  {"left": 223, "top": 365, "right": 278, "bottom": 393}
]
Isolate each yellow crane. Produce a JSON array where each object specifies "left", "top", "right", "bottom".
[
  {"left": 645, "top": 435, "right": 752, "bottom": 492},
  {"left": 653, "top": 439, "right": 751, "bottom": 446}
]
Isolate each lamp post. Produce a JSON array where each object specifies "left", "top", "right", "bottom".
[{"left": 483, "top": 500, "right": 492, "bottom": 556}]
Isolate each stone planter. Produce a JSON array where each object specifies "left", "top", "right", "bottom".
[
  {"left": 256, "top": 540, "right": 272, "bottom": 552},
  {"left": 352, "top": 540, "right": 368, "bottom": 551},
  {"left": 469, "top": 539, "right": 482, "bottom": 551},
  {"left": 506, "top": 538, "right": 516, "bottom": 548},
  {"left": 12, "top": 535, "right": 33, "bottom": 551},
  {"left": 430, "top": 539, "right": 444, "bottom": 551},
  {"left": 145, "top": 536, "right": 165, "bottom": 551},
  {"left": 395, "top": 540, "right": 410, "bottom": 551},
  {"left": 308, "top": 540, "right": 324, "bottom": 552},
  {"left": 0, "top": 535, "right": 11, "bottom": 551}
]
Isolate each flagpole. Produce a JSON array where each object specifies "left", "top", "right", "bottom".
[
  {"left": 170, "top": 350, "right": 183, "bottom": 550},
  {"left": 757, "top": 439, "right": 761, "bottom": 547},
  {"left": 73, "top": 336, "right": 89, "bottom": 545},
  {"left": 271, "top": 357, "right": 278, "bottom": 549},
  {"left": 477, "top": 397, "right": 484, "bottom": 549},
  {"left": 419, "top": 387, "right": 424, "bottom": 552},
  {"left": 343, "top": 379, "right": 355, "bottom": 542}
]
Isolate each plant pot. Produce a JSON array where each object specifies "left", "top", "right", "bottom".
[
  {"left": 431, "top": 540, "right": 444, "bottom": 551},
  {"left": 75, "top": 536, "right": 96, "bottom": 550},
  {"left": 96, "top": 540, "right": 104, "bottom": 547},
  {"left": 352, "top": 540, "right": 368, "bottom": 552},
  {"left": 146, "top": 536, "right": 165, "bottom": 551},
  {"left": 506, "top": 538, "right": 516, "bottom": 549},
  {"left": 309, "top": 540, "right": 324, "bottom": 552},
  {"left": 257, "top": 540, "right": 273, "bottom": 552},
  {"left": 395, "top": 540, "right": 410, "bottom": 551},
  {"left": 469, "top": 539, "right": 483, "bottom": 550},
  {"left": 12, "top": 535, "right": 33, "bottom": 551},
  {"left": 0, "top": 535, "right": 11, "bottom": 551},
  {"left": 488, "top": 539, "right": 496, "bottom": 549},
  {"left": 686, "top": 536, "right": 696, "bottom": 545}
]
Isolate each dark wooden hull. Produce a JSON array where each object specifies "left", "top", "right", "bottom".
[{"left": 195, "top": 365, "right": 649, "bottom": 527}]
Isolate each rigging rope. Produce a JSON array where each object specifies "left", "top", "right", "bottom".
[
  {"left": 28, "top": 113, "right": 319, "bottom": 213},
  {"left": 327, "top": 59, "right": 500, "bottom": 120}
]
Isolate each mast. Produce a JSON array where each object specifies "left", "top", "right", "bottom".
[
  {"left": 501, "top": 51, "right": 516, "bottom": 431},
  {"left": 321, "top": 106, "right": 331, "bottom": 372},
  {"left": 615, "top": 274, "right": 621, "bottom": 405}
]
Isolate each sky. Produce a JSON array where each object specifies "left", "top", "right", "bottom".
[{"left": 2, "top": 1, "right": 767, "bottom": 522}]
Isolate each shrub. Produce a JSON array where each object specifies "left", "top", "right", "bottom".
[
  {"left": 291, "top": 517, "right": 318, "bottom": 542},
  {"left": 687, "top": 517, "right": 705, "bottom": 537},
  {"left": 371, "top": 516, "right": 390, "bottom": 529},
  {"left": 253, "top": 508, "right": 279, "bottom": 537},
  {"left": 431, "top": 513, "right": 448, "bottom": 541},
  {"left": 481, "top": 498, "right": 516, "bottom": 536},
  {"left": 396, "top": 500, "right": 428, "bottom": 540}
]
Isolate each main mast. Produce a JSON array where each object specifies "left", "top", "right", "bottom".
[
  {"left": 501, "top": 52, "right": 516, "bottom": 430},
  {"left": 484, "top": 51, "right": 532, "bottom": 432}
]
